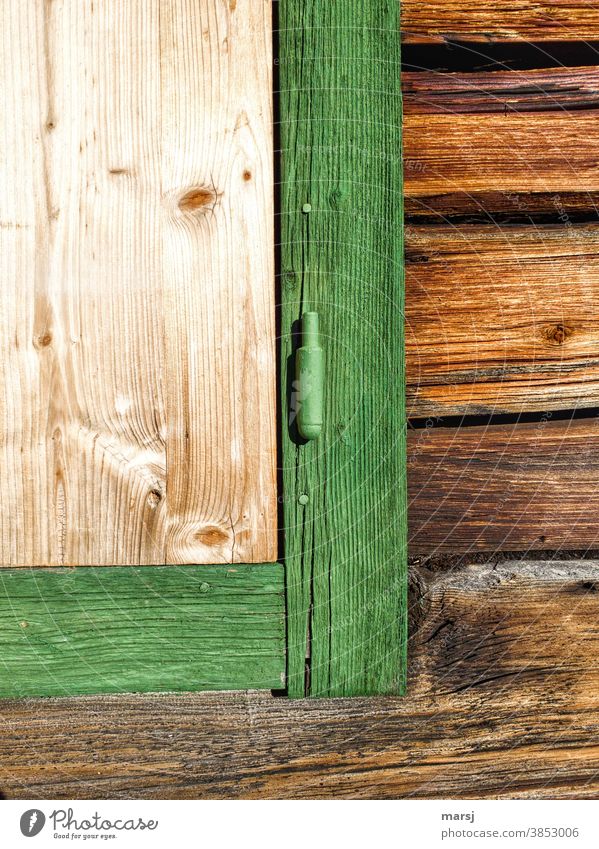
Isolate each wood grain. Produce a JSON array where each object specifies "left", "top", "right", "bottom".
[
  {"left": 0, "top": 0, "right": 276, "bottom": 566},
  {"left": 407, "top": 188, "right": 599, "bottom": 221},
  {"left": 279, "top": 0, "right": 407, "bottom": 697},
  {"left": 402, "top": 0, "right": 599, "bottom": 43},
  {"left": 408, "top": 417, "right": 599, "bottom": 554},
  {"left": 160, "top": 0, "right": 277, "bottom": 564},
  {"left": 406, "top": 224, "right": 599, "bottom": 417},
  {"left": 0, "top": 563, "right": 285, "bottom": 697},
  {"left": 405, "top": 111, "right": 599, "bottom": 213},
  {"left": 403, "top": 67, "right": 599, "bottom": 219},
  {"left": 2, "top": 561, "right": 598, "bottom": 799},
  {"left": 404, "top": 67, "right": 599, "bottom": 115},
  {"left": 402, "top": 67, "right": 599, "bottom": 416}
]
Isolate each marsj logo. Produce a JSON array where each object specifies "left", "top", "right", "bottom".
[{"left": 20, "top": 810, "right": 46, "bottom": 837}]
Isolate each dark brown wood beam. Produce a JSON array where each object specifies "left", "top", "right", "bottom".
[
  {"left": 403, "top": 68, "right": 599, "bottom": 219},
  {"left": 403, "top": 68, "right": 599, "bottom": 416},
  {"left": 408, "top": 418, "right": 599, "bottom": 553},
  {"left": 405, "top": 111, "right": 599, "bottom": 213},
  {"left": 403, "top": 67, "right": 599, "bottom": 115}
]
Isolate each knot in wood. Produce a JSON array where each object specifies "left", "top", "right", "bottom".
[
  {"left": 178, "top": 186, "right": 218, "bottom": 214},
  {"left": 544, "top": 323, "right": 573, "bottom": 346},
  {"left": 195, "top": 526, "right": 229, "bottom": 547}
]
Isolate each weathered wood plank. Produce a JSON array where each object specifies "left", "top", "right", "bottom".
[
  {"left": 2, "top": 561, "right": 598, "bottom": 799},
  {"left": 405, "top": 111, "right": 599, "bottom": 213},
  {"left": 279, "top": 0, "right": 407, "bottom": 696},
  {"left": 404, "top": 67, "right": 599, "bottom": 115},
  {"left": 403, "top": 68, "right": 599, "bottom": 218},
  {"left": 403, "top": 68, "right": 599, "bottom": 416},
  {"left": 402, "top": 0, "right": 599, "bottom": 43},
  {"left": 408, "top": 418, "right": 599, "bottom": 554},
  {"left": 0, "top": 0, "right": 277, "bottom": 566},
  {"left": 0, "top": 564, "right": 285, "bottom": 697},
  {"left": 406, "top": 224, "right": 599, "bottom": 417}
]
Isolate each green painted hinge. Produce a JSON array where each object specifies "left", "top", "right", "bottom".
[{"left": 296, "top": 312, "right": 324, "bottom": 441}]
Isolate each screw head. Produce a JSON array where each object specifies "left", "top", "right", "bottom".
[
  {"left": 302, "top": 203, "right": 312, "bottom": 214},
  {"left": 298, "top": 493, "right": 310, "bottom": 506}
]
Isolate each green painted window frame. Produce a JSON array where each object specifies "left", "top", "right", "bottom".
[
  {"left": 0, "top": 0, "right": 406, "bottom": 700},
  {"left": 0, "top": 565, "right": 286, "bottom": 698}
]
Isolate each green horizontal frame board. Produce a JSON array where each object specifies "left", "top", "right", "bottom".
[
  {"left": 279, "top": 1, "right": 407, "bottom": 696},
  {"left": 0, "top": 564, "right": 285, "bottom": 697}
]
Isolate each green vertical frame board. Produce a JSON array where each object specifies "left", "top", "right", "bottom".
[
  {"left": 0, "top": 1, "right": 406, "bottom": 699},
  {"left": 279, "top": 0, "right": 407, "bottom": 697}
]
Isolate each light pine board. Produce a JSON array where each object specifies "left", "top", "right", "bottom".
[
  {"left": 0, "top": 0, "right": 277, "bottom": 566},
  {"left": 280, "top": 0, "right": 407, "bottom": 697}
]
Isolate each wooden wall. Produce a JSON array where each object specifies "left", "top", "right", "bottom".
[
  {"left": 405, "top": 34, "right": 599, "bottom": 559},
  {"left": 2, "top": 2, "right": 599, "bottom": 800}
]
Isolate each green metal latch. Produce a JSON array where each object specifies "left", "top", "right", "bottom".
[{"left": 296, "top": 312, "right": 323, "bottom": 441}]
